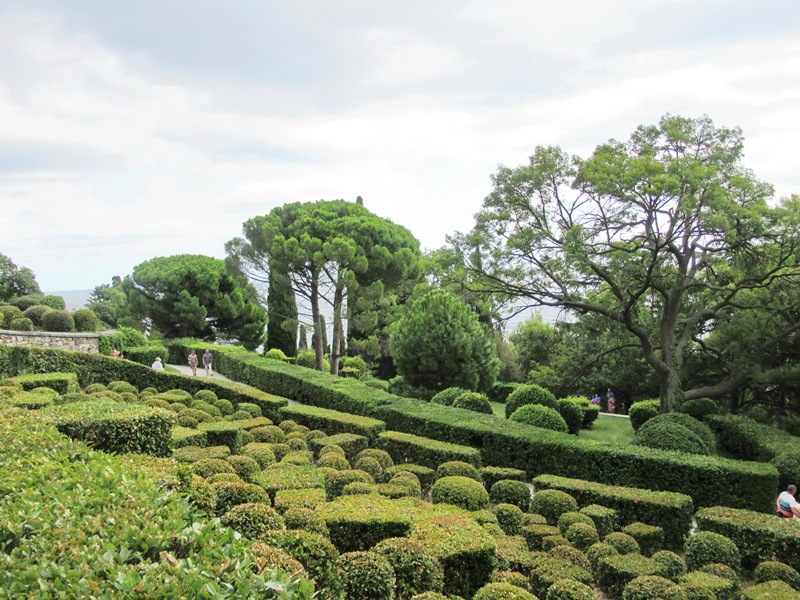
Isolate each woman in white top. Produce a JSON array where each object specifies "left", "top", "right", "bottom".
[{"left": 151, "top": 357, "right": 165, "bottom": 371}]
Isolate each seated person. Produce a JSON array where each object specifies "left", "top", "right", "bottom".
[
  {"left": 777, "top": 484, "right": 798, "bottom": 518},
  {"left": 151, "top": 357, "right": 165, "bottom": 371}
]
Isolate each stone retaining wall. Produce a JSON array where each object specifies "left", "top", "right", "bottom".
[{"left": 0, "top": 330, "right": 100, "bottom": 353}]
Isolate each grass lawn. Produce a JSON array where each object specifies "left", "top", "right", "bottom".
[{"left": 579, "top": 413, "right": 635, "bottom": 445}]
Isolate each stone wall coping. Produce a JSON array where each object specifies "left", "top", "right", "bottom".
[{"left": 0, "top": 329, "right": 101, "bottom": 339}]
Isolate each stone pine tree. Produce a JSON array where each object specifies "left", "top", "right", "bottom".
[
  {"left": 390, "top": 289, "right": 500, "bottom": 392},
  {"left": 266, "top": 257, "right": 298, "bottom": 356},
  {"left": 455, "top": 114, "right": 800, "bottom": 412}
]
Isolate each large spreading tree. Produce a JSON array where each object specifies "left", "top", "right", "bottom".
[
  {"left": 455, "top": 114, "right": 800, "bottom": 412},
  {"left": 0, "top": 254, "right": 42, "bottom": 303},
  {"left": 121, "top": 254, "right": 267, "bottom": 350},
  {"left": 226, "top": 199, "right": 421, "bottom": 374}
]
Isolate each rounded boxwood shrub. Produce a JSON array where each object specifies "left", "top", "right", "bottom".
[
  {"left": 388, "top": 472, "right": 422, "bottom": 498},
  {"left": 491, "top": 479, "right": 531, "bottom": 511},
  {"left": 481, "top": 466, "right": 527, "bottom": 490},
  {"left": 557, "top": 512, "right": 595, "bottom": 536},
  {"left": 318, "top": 452, "right": 351, "bottom": 470},
  {"left": 108, "top": 381, "right": 138, "bottom": 395},
  {"left": 651, "top": 550, "right": 686, "bottom": 582},
  {"left": 271, "top": 443, "right": 290, "bottom": 462},
  {"left": 603, "top": 532, "right": 641, "bottom": 555},
  {"left": 250, "top": 425, "right": 286, "bottom": 443},
  {"left": 213, "top": 481, "right": 271, "bottom": 516},
  {"left": 431, "top": 475, "right": 490, "bottom": 511},
  {"left": 771, "top": 451, "right": 800, "bottom": 492},
  {"left": 374, "top": 537, "right": 445, "bottom": 599},
  {"left": 238, "top": 403, "right": 263, "bottom": 418},
  {"left": 453, "top": 391, "right": 494, "bottom": 415},
  {"left": 355, "top": 449, "right": 393, "bottom": 470},
  {"left": 249, "top": 541, "right": 307, "bottom": 578},
  {"left": 72, "top": 308, "right": 99, "bottom": 332},
  {"left": 180, "top": 407, "right": 216, "bottom": 423},
  {"left": 549, "top": 544, "right": 592, "bottom": 571},
  {"left": 542, "top": 535, "right": 570, "bottom": 551},
  {"left": 0, "top": 305, "right": 24, "bottom": 324},
  {"left": 354, "top": 456, "right": 383, "bottom": 480},
  {"left": 283, "top": 506, "right": 329, "bottom": 536},
  {"left": 285, "top": 431, "right": 308, "bottom": 443},
  {"left": 505, "top": 384, "right": 558, "bottom": 418},
  {"left": 326, "top": 469, "right": 375, "bottom": 500},
  {"left": 529, "top": 490, "right": 578, "bottom": 525},
  {"left": 192, "top": 400, "right": 223, "bottom": 418},
  {"left": 629, "top": 400, "right": 660, "bottom": 430},
  {"left": 287, "top": 437, "right": 309, "bottom": 452},
  {"left": 229, "top": 410, "right": 253, "bottom": 421},
  {"left": 12, "top": 294, "right": 44, "bottom": 311},
  {"left": 680, "top": 397, "right": 719, "bottom": 421},
  {"left": 493, "top": 503, "right": 526, "bottom": 536},
  {"left": 510, "top": 404, "right": 569, "bottom": 433},
  {"left": 343, "top": 481, "right": 376, "bottom": 495},
  {"left": 42, "top": 309, "right": 75, "bottom": 332},
  {"left": 586, "top": 542, "right": 619, "bottom": 573},
  {"left": 650, "top": 413, "right": 716, "bottom": 452},
  {"left": 488, "top": 382, "right": 519, "bottom": 404},
  {"left": 558, "top": 399, "right": 584, "bottom": 435},
  {"left": 177, "top": 414, "right": 199, "bottom": 428},
  {"left": 753, "top": 561, "right": 800, "bottom": 590},
  {"left": 278, "top": 419, "right": 301, "bottom": 433},
  {"left": 339, "top": 551, "right": 396, "bottom": 600},
  {"left": 41, "top": 295, "right": 66, "bottom": 309},
  {"left": 684, "top": 531, "right": 740, "bottom": 573},
  {"left": 264, "top": 529, "right": 341, "bottom": 596},
  {"left": 207, "top": 472, "right": 242, "bottom": 485},
  {"left": 226, "top": 455, "right": 261, "bottom": 483},
  {"left": 473, "top": 582, "right": 537, "bottom": 599},
  {"left": 431, "top": 386, "right": 469, "bottom": 406},
  {"left": 193, "top": 458, "right": 237, "bottom": 479},
  {"left": 213, "top": 399, "right": 234, "bottom": 415},
  {"left": 622, "top": 575, "right": 686, "bottom": 600},
  {"left": 565, "top": 522, "right": 600, "bottom": 551},
  {"left": 697, "top": 563, "right": 740, "bottom": 588},
  {"left": 436, "top": 461, "right": 481, "bottom": 482},
  {"left": 220, "top": 502, "right": 285, "bottom": 539},
  {"left": 545, "top": 578, "right": 596, "bottom": 600},
  {"left": 706, "top": 414, "right": 764, "bottom": 460},
  {"left": 9, "top": 317, "right": 34, "bottom": 331},
  {"left": 319, "top": 444, "right": 346, "bottom": 457},
  {"left": 193, "top": 389, "right": 218, "bottom": 402},
  {"left": 243, "top": 443, "right": 276, "bottom": 469},
  {"left": 632, "top": 418, "right": 713, "bottom": 455},
  {"left": 84, "top": 383, "right": 106, "bottom": 394}
]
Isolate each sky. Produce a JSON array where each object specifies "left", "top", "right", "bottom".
[{"left": 2, "top": 0, "right": 799, "bottom": 292}]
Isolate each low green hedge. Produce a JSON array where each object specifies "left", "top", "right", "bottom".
[
  {"left": 706, "top": 414, "right": 798, "bottom": 462},
  {"left": 254, "top": 464, "right": 326, "bottom": 501},
  {"left": 172, "top": 426, "right": 208, "bottom": 448},
  {"left": 278, "top": 404, "right": 385, "bottom": 441},
  {"left": 309, "top": 433, "right": 369, "bottom": 462},
  {"left": 374, "top": 430, "right": 482, "bottom": 470},
  {"left": 39, "top": 400, "right": 175, "bottom": 456},
  {"left": 597, "top": 553, "right": 661, "bottom": 598},
  {"left": 196, "top": 421, "right": 244, "bottom": 455},
  {"left": 375, "top": 398, "right": 776, "bottom": 512},
  {"left": 2, "top": 372, "right": 80, "bottom": 395},
  {"left": 695, "top": 506, "right": 800, "bottom": 572},
  {"left": 533, "top": 474, "right": 693, "bottom": 550},
  {"left": 742, "top": 580, "right": 800, "bottom": 599},
  {"left": 316, "top": 494, "right": 415, "bottom": 552}
]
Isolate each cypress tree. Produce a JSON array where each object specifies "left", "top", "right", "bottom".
[{"left": 266, "top": 259, "right": 298, "bottom": 356}]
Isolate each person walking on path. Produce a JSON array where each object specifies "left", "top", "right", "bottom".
[
  {"left": 188, "top": 350, "right": 199, "bottom": 376},
  {"left": 606, "top": 387, "right": 616, "bottom": 414},
  {"left": 203, "top": 349, "right": 213, "bottom": 376}
]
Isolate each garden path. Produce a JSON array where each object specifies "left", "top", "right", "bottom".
[{"left": 166, "top": 363, "right": 232, "bottom": 381}]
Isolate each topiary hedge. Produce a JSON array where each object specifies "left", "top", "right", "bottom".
[
  {"left": 452, "top": 391, "right": 494, "bottom": 414},
  {"left": 632, "top": 417, "right": 713, "bottom": 455},
  {"left": 431, "top": 475, "right": 490, "bottom": 511},
  {"left": 374, "top": 430, "right": 482, "bottom": 470},
  {"left": 505, "top": 383, "right": 558, "bottom": 418},
  {"left": 684, "top": 531, "right": 741, "bottom": 573},
  {"left": 510, "top": 404, "right": 569, "bottom": 433},
  {"left": 316, "top": 494, "right": 415, "bottom": 553},
  {"left": 42, "top": 309, "right": 75, "bottom": 332},
  {"left": 278, "top": 404, "right": 385, "bottom": 440},
  {"left": 628, "top": 399, "right": 660, "bottom": 431},
  {"left": 373, "top": 537, "right": 445, "bottom": 599},
  {"left": 339, "top": 550, "right": 396, "bottom": 600}
]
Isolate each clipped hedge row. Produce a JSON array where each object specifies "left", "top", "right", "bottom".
[
  {"left": 0, "top": 345, "right": 287, "bottom": 421},
  {"left": 533, "top": 474, "right": 693, "bottom": 549},
  {"left": 1, "top": 372, "right": 80, "bottom": 395},
  {"left": 374, "top": 430, "right": 482, "bottom": 470},
  {"left": 695, "top": 506, "right": 800, "bottom": 572},
  {"left": 374, "top": 398, "right": 777, "bottom": 512},
  {"left": 39, "top": 399, "right": 175, "bottom": 457},
  {"left": 278, "top": 404, "right": 386, "bottom": 441},
  {"left": 165, "top": 340, "right": 397, "bottom": 416}
]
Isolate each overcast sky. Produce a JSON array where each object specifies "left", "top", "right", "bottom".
[{"left": 2, "top": 0, "right": 799, "bottom": 292}]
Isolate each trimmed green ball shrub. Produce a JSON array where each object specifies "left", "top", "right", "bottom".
[
  {"left": 325, "top": 469, "right": 375, "bottom": 500},
  {"left": 207, "top": 473, "right": 242, "bottom": 485},
  {"left": 549, "top": 544, "right": 591, "bottom": 571},
  {"left": 489, "top": 382, "right": 519, "bottom": 403},
  {"left": 0, "top": 305, "right": 24, "bottom": 324},
  {"left": 650, "top": 413, "right": 716, "bottom": 452},
  {"left": 530, "top": 490, "right": 578, "bottom": 525},
  {"left": 9, "top": 317, "right": 34, "bottom": 331},
  {"left": 493, "top": 503, "right": 526, "bottom": 536},
  {"left": 220, "top": 502, "right": 285, "bottom": 539},
  {"left": 565, "top": 522, "right": 600, "bottom": 551},
  {"left": 239, "top": 403, "right": 263, "bottom": 418},
  {"left": 72, "top": 309, "right": 99, "bottom": 332},
  {"left": 431, "top": 387, "right": 469, "bottom": 406},
  {"left": 264, "top": 529, "right": 341, "bottom": 597},
  {"left": 282, "top": 506, "right": 329, "bottom": 536},
  {"left": 374, "top": 537, "right": 445, "bottom": 599},
  {"left": 510, "top": 404, "right": 569, "bottom": 433},
  {"left": 355, "top": 449, "right": 393, "bottom": 470},
  {"left": 754, "top": 561, "right": 800, "bottom": 590},
  {"left": 586, "top": 542, "right": 619, "bottom": 574},
  {"left": 354, "top": 456, "right": 383, "bottom": 480},
  {"left": 651, "top": 550, "right": 686, "bottom": 582},
  {"left": 604, "top": 532, "right": 641, "bottom": 555},
  {"left": 242, "top": 443, "right": 276, "bottom": 469},
  {"left": 680, "top": 398, "right": 719, "bottom": 421},
  {"left": 193, "top": 458, "right": 237, "bottom": 478},
  {"left": 250, "top": 425, "right": 286, "bottom": 443},
  {"left": 225, "top": 455, "right": 260, "bottom": 483},
  {"left": 21, "top": 304, "right": 52, "bottom": 326},
  {"left": 505, "top": 384, "right": 558, "bottom": 418},
  {"left": 629, "top": 400, "right": 660, "bottom": 430},
  {"left": 431, "top": 475, "right": 490, "bottom": 511},
  {"left": 213, "top": 481, "right": 271, "bottom": 516},
  {"left": 42, "top": 309, "right": 75, "bottom": 332},
  {"left": 580, "top": 504, "right": 617, "bottom": 539},
  {"left": 339, "top": 551, "right": 396, "bottom": 600},
  {"left": 11, "top": 294, "right": 44, "bottom": 310},
  {"left": 558, "top": 399, "right": 584, "bottom": 435},
  {"left": 41, "top": 295, "right": 66, "bottom": 309},
  {"left": 622, "top": 522, "right": 664, "bottom": 556},
  {"left": 685, "top": 531, "right": 741, "bottom": 573},
  {"left": 481, "top": 466, "right": 527, "bottom": 491},
  {"left": 622, "top": 575, "right": 686, "bottom": 600},
  {"left": 772, "top": 452, "right": 800, "bottom": 492},
  {"left": 473, "top": 582, "right": 537, "bottom": 599},
  {"left": 436, "top": 460, "right": 481, "bottom": 482},
  {"left": 491, "top": 479, "right": 532, "bottom": 511},
  {"left": 542, "top": 534, "right": 570, "bottom": 551},
  {"left": 177, "top": 414, "right": 199, "bottom": 428},
  {"left": 632, "top": 418, "right": 713, "bottom": 455},
  {"left": 453, "top": 391, "right": 493, "bottom": 415},
  {"left": 545, "top": 578, "right": 597, "bottom": 599},
  {"left": 317, "top": 453, "right": 351, "bottom": 470},
  {"left": 597, "top": 553, "right": 662, "bottom": 598},
  {"left": 557, "top": 511, "right": 595, "bottom": 536}
]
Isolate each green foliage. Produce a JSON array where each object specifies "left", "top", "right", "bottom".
[
  {"left": 505, "top": 383, "right": 558, "bottom": 418},
  {"left": 651, "top": 550, "right": 686, "bottom": 582},
  {"left": 213, "top": 481, "right": 271, "bottom": 516},
  {"left": 11, "top": 293, "right": 45, "bottom": 310},
  {"left": 431, "top": 475, "right": 490, "bottom": 511},
  {"left": 72, "top": 308, "right": 100, "bottom": 332},
  {"left": 40, "top": 295, "right": 66, "bottom": 310},
  {"left": 436, "top": 460, "right": 481, "bottom": 482},
  {"left": 529, "top": 489, "right": 578, "bottom": 525},
  {"left": 622, "top": 522, "right": 664, "bottom": 556},
  {"left": 586, "top": 542, "right": 619, "bottom": 574},
  {"left": 629, "top": 400, "right": 660, "bottom": 430},
  {"left": 21, "top": 304, "right": 52, "bottom": 326},
  {"left": 622, "top": 575, "right": 686, "bottom": 600},
  {"left": 529, "top": 555, "right": 593, "bottom": 598},
  {"left": 706, "top": 414, "right": 790, "bottom": 461},
  {"left": 375, "top": 430, "right": 481, "bottom": 470},
  {"left": 632, "top": 415, "right": 715, "bottom": 455},
  {"left": 0, "top": 254, "right": 42, "bottom": 302},
  {"left": 391, "top": 290, "right": 499, "bottom": 392},
  {"left": 317, "top": 494, "right": 415, "bottom": 552},
  {"left": 0, "top": 304, "right": 23, "bottom": 326},
  {"left": 557, "top": 398, "right": 584, "bottom": 434},
  {"left": 490, "top": 479, "right": 531, "bottom": 511},
  {"left": 41, "top": 309, "right": 75, "bottom": 332},
  {"left": 279, "top": 403, "right": 385, "bottom": 440},
  {"left": 598, "top": 553, "right": 662, "bottom": 598},
  {"left": 545, "top": 578, "right": 597, "bottom": 600},
  {"left": 9, "top": 317, "right": 33, "bottom": 331},
  {"left": 754, "top": 561, "right": 800, "bottom": 591},
  {"left": 263, "top": 529, "right": 342, "bottom": 597},
  {"left": 565, "top": 522, "right": 600, "bottom": 551},
  {"left": 220, "top": 502, "right": 286, "bottom": 539},
  {"left": 772, "top": 452, "right": 800, "bottom": 492},
  {"left": 266, "top": 258, "right": 298, "bottom": 357},
  {"left": 488, "top": 382, "right": 519, "bottom": 403},
  {"left": 684, "top": 531, "right": 741, "bottom": 573},
  {"left": 453, "top": 391, "right": 493, "bottom": 414},
  {"left": 431, "top": 386, "right": 469, "bottom": 406},
  {"left": 510, "top": 403, "right": 569, "bottom": 433},
  {"left": 604, "top": 532, "right": 641, "bottom": 555},
  {"left": 681, "top": 571, "right": 740, "bottom": 600},
  {"left": 374, "top": 537, "right": 445, "bottom": 600},
  {"left": 741, "top": 580, "right": 800, "bottom": 599},
  {"left": 226, "top": 455, "right": 261, "bottom": 482},
  {"left": 579, "top": 504, "right": 617, "bottom": 539},
  {"left": 680, "top": 398, "right": 720, "bottom": 421},
  {"left": 493, "top": 503, "right": 526, "bottom": 536},
  {"left": 473, "top": 582, "right": 537, "bottom": 599},
  {"left": 123, "top": 254, "right": 267, "bottom": 350},
  {"left": 339, "top": 551, "right": 396, "bottom": 600}
]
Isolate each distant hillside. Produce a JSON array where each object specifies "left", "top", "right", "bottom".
[{"left": 46, "top": 290, "right": 92, "bottom": 312}]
